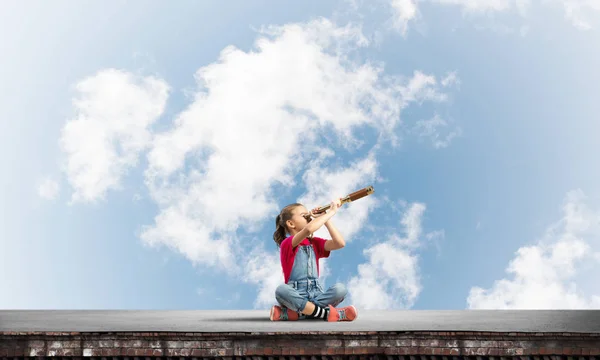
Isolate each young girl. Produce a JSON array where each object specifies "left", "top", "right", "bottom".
[{"left": 270, "top": 199, "right": 357, "bottom": 322}]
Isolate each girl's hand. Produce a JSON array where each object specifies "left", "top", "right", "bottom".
[
  {"left": 331, "top": 198, "right": 342, "bottom": 211},
  {"left": 310, "top": 207, "right": 327, "bottom": 218},
  {"left": 310, "top": 199, "right": 342, "bottom": 217}
]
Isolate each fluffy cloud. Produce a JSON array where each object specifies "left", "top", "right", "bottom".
[
  {"left": 441, "top": 71, "right": 460, "bottom": 88},
  {"left": 59, "top": 69, "right": 169, "bottom": 203},
  {"left": 244, "top": 151, "right": 378, "bottom": 309},
  {"left": 413, "top": 114, "right": 462, "bottom": 149},
  {"left": 243, "top": 249, "right": 283, "bottom": 308},
  {"left": 559, "top": 0, "right": 600, "bottom": 30},
  {"left": 467, "top": 189, "right": 600, "bottom": 309},
  {"left": 347, "top": 202, "right": 443, "bottom": 309},
  {"left": 387, "top": 0, "right": 522, "bottom": 34},
  {"left": 387, "top": 0, "right": 599, "bottom": 33},
  {"left": 139, "top": 18, "right": 452, "bottom": 277},
  {"left": 431, "top": 0, "right": 517, "bottom": 13},
  {"left": 390, "top": 0, "right": 419, "bottom": 35},
  {"left": 53, "top": 16, "right": 456, "bottom": 309},
  {"left": 298, "top": 152, "right": 380, "bottom": 242},
  {"left": 37, "top": 177, "right": 60, "bottom": 200}
]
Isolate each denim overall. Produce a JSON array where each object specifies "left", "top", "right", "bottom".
[{"left": 275, "top": 241, "right": 347, "bottom": 318}]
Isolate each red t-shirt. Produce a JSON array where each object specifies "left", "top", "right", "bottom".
[{"left": 280, "top": 235, "right": 330, "bottom": 284}]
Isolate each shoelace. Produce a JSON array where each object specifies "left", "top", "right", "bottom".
[{"left": 280, "top": 308, "right": 289, "bottom": 320}]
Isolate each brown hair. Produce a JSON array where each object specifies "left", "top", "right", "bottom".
[{"left": 273, "top": 203, "right": 303, "bottom": 248}]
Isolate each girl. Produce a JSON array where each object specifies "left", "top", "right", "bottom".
[{"left": 270, "top": 199, "right": 357, "bottom": 322}]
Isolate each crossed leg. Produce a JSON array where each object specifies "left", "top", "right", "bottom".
[
  {"left": 312, "top": 282, "right": 348, "bottom": 308},
  {"left": 275, "top": 282, "right": 348, "bottom": 316}
]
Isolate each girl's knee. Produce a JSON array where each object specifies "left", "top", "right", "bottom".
[
  {"left": 275, "top": 284, "right": 304, "bottom": 312},
  {"left": 275, "top": 284, "right": 293, "bottom": 299},
  {"left": 332, "top": 283, "right": 348, "bottom": 298}
]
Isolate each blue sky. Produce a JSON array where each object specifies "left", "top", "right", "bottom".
[{"left": 1, "top": 0, "right": 600, "bottom": 311}]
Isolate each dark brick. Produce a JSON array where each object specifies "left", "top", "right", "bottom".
[
  {"left": 217, "top": 340, "right": 233, "bottom": 347},
  {"left": 191, "top": 349, "right": 208, "bottom": 356},
  {"left": 83, "top": 340, "right": 99, "bottom": 348},
  {"left": 98, "top": 340, "right": 114, "bottom": 348},
  {"left": 489, "top": 348, "right": 501, "bottom": 356},
  {"left": 28, "top": 340, "right": 45, "bottom": 348},
  {"left": 385, "top": 347, "right": 407, "bottom": 355},
  {"left": 420, "top": 339, "right": 440, "bottom": 347},
  {"left": 165, "top": 340, "right": 183, "bottom": 348},
  {"left": 345, "top": 339, "right": 378, "bottom": 347},
  {"left": 463, "top": 340, "right": 481, "bottom": 347},
  {"left": 480, "top": 340, "right": 498, "bottom": 347},
  {"left": 326, "top": 339, "right": 343, "bottom": 347}
]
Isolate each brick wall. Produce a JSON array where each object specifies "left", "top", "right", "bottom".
[{"left": 1, "top": 331, "right": 600, "bottom": 358}]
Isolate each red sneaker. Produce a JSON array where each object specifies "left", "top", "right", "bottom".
[
  {"left": 270, "top": 305, "right": 299, "bottom": 321},
  {"left": 327, "top": 305, "right": 358, "bottom": 322}
]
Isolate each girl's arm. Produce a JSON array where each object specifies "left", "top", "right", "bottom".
[
  {"left": 324, "top": 220, "right": 345, "bottom": 251},
  {"left": 291, "top": 201, "right": 339, "bottom": 248}
]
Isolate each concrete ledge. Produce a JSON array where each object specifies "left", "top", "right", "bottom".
[{"left": 2, "top": 310, "right": 600, "bottom": 333}]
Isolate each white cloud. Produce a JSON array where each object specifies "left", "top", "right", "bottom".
[
  {"left": 386, "top": 0, "right": 600, "bottom": 34},
  {"left": 51, "top": 14, "right": 456, "bottom": 309},
  {"left": 387, "top": 0, "right": 521, "bottom": 35},
  {"left": 558, "top": 0, "right": 600, "bottom": 30},
  {"left": 37, "top": 177, "right": 60, "bottom": 200},
  {"left": 441, "top": 71, "right": 460, "bottom": 88},
  {"left": 431, "top": 0, "right": 515, "bottom": 13},
  {"left": 139, "top": 18, "right": 453, "bottom": 278},
  {"left": 413, "top": 114, "right": 462, "bottom": 149},
  {"left": 401, "top": 70, "right": 449, "bottom": 104},
  {"left": 390, "top": 0, "right": 419, "bottom": 35},
  {"left": 60, "top": 69, "right": 169, "bottom": 203},
  {"left": 348, "top": 202, "right": 443, "bottom": 309},
  {"left": 298, "top": 152, "right": 380, "bottom": 242},
  {"left": 467, "top": 189, "right": 600, "bottom": 309},
  {"left": 243, "top": 249, "right": 283, "bottom": 309}
]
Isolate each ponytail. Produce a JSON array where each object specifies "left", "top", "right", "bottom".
[{"left": 273, "top": 215, "right": 287, "bottom": 248}]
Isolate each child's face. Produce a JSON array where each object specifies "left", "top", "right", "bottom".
[{"left": 288, "top": 205, "right": 311, "bottom": 231}]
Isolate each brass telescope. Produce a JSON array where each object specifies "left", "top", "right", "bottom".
[{"left": 304, "top": 185, "right": 374, "bottom": 221}]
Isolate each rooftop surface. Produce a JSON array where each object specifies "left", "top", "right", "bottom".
[{"left": 1, "top": 310, "right": 599, "bottom": 333}]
